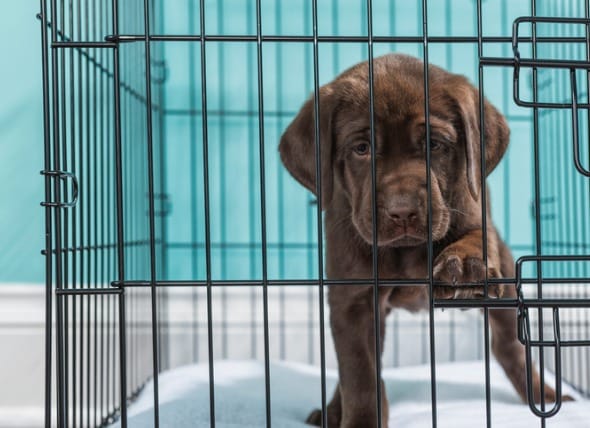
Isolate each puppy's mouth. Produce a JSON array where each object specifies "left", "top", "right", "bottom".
[
  {"left": 387, "top": 234, "right": 427, "bottom": 247},
  {"left": 354, "top": 215, "right": 429, "bottom": 248}
]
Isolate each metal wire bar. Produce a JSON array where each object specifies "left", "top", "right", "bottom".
[
  {"left": 310, "top": 0, "right": 328, "bottom": 424},
  {"left": 475, "top": 1, "right": 493, "bottom": 426},
  {"left": 362, "top": 0, "right": 383, "bottom": 425},
  {"left": 141, "top": 1, "right": 161, "bottom": 425},
  {"left": 39, "top": 0, "right": 55, "bottom": 426},
  {"left": 420, "top": 1, "right": 438, "bottom": 425},
  {"left": 254, "top": 0, "right": 272, "bottom": 424},
  {"left": 197, "top": 0, "right": 216, "bottom": 424},
  {"left": 95, "top": 34, "right": 590, "bottom": 44},
  {"left": 110, "top": 0, "right": 128, "bottom": 425}
]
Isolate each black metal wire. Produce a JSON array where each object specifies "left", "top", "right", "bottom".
[
  {"left": 254, "top": 0, "right": 272, "bottom": 424},
  {"left": 364, "top": 0, "right": 384, "bottom": 425},
  {"left": 111, "top": 0, "right": 128, "bottom": 426},
  {"left": 197, "top": 0, "right": 217, "bottom": 425},
  {"left": 529, "top": 3, "right": 548, "bottom": 426},
  {"left": 420, "top": 1, "right": 438, "bottom": 426},
  {"left": 141, "top": 1, "right": 161, "bottom": 425},
  {"left": 475, "top": 0, "right": 492, "bottom": 426},
  {"left": 310, "top": 0, "right": 328, "bottom": 425}
]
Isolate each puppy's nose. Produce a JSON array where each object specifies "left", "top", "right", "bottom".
[{"left": 387, "top": 205, "right": 418, "bottom": 225}]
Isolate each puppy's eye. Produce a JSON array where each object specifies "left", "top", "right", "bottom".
[
  {"left": 430, "top": 140, "right": 444, "bottom": 151},
  {"left": 353, "top": 142, "right": 370, "bottom": 156}
]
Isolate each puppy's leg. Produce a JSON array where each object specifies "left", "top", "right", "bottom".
[{"left": 306, "top": 286, "right": 389, "bottom": 428}]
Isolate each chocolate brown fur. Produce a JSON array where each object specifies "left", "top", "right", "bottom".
[{"left": 279, "top": 54, "right": 564, "bottom": 427}]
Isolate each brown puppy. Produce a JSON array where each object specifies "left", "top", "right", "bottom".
[{"left": 279, "top": 54, "right": 559, "bottom": 427}]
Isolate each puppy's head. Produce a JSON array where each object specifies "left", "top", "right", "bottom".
[{"left": 279, "top": 54, "right": 509, "bottom": 247}]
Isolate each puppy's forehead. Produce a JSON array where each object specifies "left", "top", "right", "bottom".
[{"left": 334, "top": 54, "right": 452, "bottom": 120}]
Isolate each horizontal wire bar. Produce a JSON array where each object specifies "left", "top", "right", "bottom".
[
  {"left": 56, "top": 288, "right": 123, "bottom": 296},
  {"left": 109, "top": 277, "right": 590, "bottom": 288},
  {"left": 44, "top": 241, "right": 542, "bottom": 254},
  {"left": 52, "top": 41, "right": 117, "bottom": 48},
  {"left": 97, "top": 34, "right": 590, "bottom": 44},
  {"left": 435, "top": 299, "right": 590, "bottom": 309},
  {"left": 42, "top": 239, "right": 156, "bottom": 255},
  {"left": 165, "top": 108, "right": 296, "bottom": 117},
  {"left": 527, "top": 340, "right": 590, "bottom": 347},
  {"left": 165, "top": 107, "right": 532, "bottom": 123},
  {"left": 166, "top": 242, "right": 320, "bottom": 249}
]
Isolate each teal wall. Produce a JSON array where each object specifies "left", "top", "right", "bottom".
[
  {"left": 3, "top": 0, "right": 589, "bottom": 284},
  {"left": 0, "top": 2, "right": 44, "bottom": 283}
]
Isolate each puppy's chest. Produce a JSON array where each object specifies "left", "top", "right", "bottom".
[
  {"left": 378, "top": 249, "right": 429, "bottom": 280},
  {"left": 379, "top": 251, "right": 431, "bottom": 311}
]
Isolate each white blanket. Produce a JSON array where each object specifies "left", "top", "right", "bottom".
[{"left": 112, "top": 360, "right": 588, "bottom": 427}]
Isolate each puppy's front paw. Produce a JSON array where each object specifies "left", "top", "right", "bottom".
[
  {"left": 305, "top": 408, "right": 341, "bottom": 427},
  {"left": 305, "top": 409, "right": 322, "bottom": 426},
  {"left": 433, "top": 251, "right": 502, "bottom": 299}
]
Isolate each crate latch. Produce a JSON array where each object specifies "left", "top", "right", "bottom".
[
  {"left": 518, "top": 305, "right": 564, "bottom": 418},
  {"left": 40, "top": 170, "right": 79, "bottom": 208}
]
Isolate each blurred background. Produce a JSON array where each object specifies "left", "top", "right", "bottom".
[{"left": 0, "top": 2, "right": 46, "bottom": 427}]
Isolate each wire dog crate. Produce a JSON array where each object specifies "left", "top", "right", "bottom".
[{"left": 39, "top": 0, "right": 590, "bottom": 427}]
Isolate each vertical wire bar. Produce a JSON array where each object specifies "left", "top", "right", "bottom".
[
  {"left": 84, "top": 3, "right": 91, "bottom": 425},
  {"left": 304, "top": 0, "right": 314, "bottom": 366},
  {"left": 475, "top": 1, "right": 492, "bottom": 426},
  {"left": 76, "top": 2, "right": 85, "bottom": 425},
  {"left": 98, "top": 0, "right": 106, "bottom": 419},
  {"left": 198, "top": 0, "right": 217, "bottom": 424},
  {"left": 111, "top": 0, "right": 128, "bottom": 425},
  {"left": 421, "top": 0, "right": 438, "bottom": 426},
  {"left": 584, "top": 0, "right": 590, "bottom": 400},
  {"left": 501, "top": 0, "right": 512, "bottom": 253},
  {"left": 567, "top": 0, "right": 579, "bottom": 393},
  {"left": 216, "top": 0, "right": 228, "bottom": 359},
  {"left": 275, "top": 0, "right": 286, "bottom": 362},
  {"left": 92, "top": 1, "right": 99, "bottom": 424},
  {"left": 366, "top": 0, "right": 383, "bottom": 425},
  {"left": 247, "top": 1, "right": 257, "bottom": 361},
  {"left": 310, "top": 0, "right": 328, "bottom": 425},
  {"left": 39, "top": 0, "right": 54, "bottom": 425},
  {"left": 141, "top": 0, "right": 161, "bottom": 425},
  {"left": 188, "top": 0, "right": 200, "bottom": 364},
  {"left": 58, "top": 1, "right": 70, "bottom": 423},
  {"left": 254, "top": 0, "right": 272, "bottom": 425},
  {"left": 529, "top": 2, "right": 547, "bottom": 425},
  {"left": 68, "top": 0, "right": 78, "bottom": 424},
  {"left": 49, "top": 0, "right": 67, "bottom": 424},
  {"left": 130, "top": 8, "right": 138, "bottom": 395},
  {"left": 157, "top": 0, "right": 170, "bottom": 374},
  {"left": 105, "top": 0, "right": 112, "bottom": 413},
  {"left": 444, "top": 0, "right": 456, "bottom": 363}
]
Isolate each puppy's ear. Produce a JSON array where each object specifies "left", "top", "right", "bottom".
[
  {"left": 279, "top": 86, "right": 337, "bottom": 209},
  {"left": 452, "top": 78, "right": 510, "bottom": 200}
]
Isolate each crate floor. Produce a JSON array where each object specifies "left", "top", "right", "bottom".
[{"left": 110, "top": 360, "right": 587, "bottom": 428}]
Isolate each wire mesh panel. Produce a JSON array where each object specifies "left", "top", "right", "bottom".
[{"left": 39, "top": 0, "right": 590, "bottom": 427}]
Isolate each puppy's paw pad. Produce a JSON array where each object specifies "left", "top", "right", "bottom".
[{"left": 433, "top": 254, "right": 463, "bottom": 285}]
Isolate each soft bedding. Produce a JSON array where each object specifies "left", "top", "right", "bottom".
[{"left": 111, "top": 360, "right": 588, "bottom": 427}]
